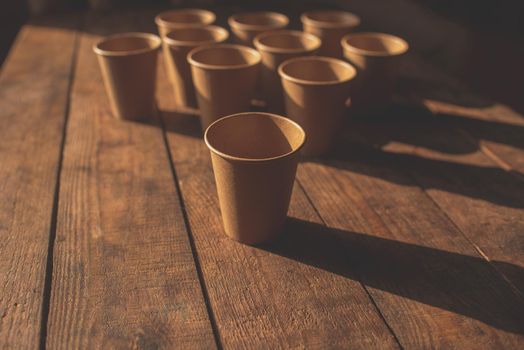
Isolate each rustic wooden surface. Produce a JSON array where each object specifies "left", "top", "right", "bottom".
[
  {"left": 0, "top": 15, "right": 79, "bottom": 349},
  {"left": 1, "top": 5, "right": 523, "bottom": 350}
]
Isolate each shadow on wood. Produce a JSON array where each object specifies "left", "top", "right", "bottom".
[
  {"left": 260, "top": 218, "right": 524, "bottom": 335},
  {"left": 316, "top": 142, "right": 524, "bottom": 209},
  {"left": 347, "top": 102, "right": 524, "bottom": 155},
  {"left": 161, "top": 109, "right": 202, "bottom": 138}
]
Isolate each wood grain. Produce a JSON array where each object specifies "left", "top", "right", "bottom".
[
  {"left": 0, "top": 16, "right": 79, "bottom": 349},
  {"left": 155, "top": 24, "right": 400, "bottom": 350},
  {"left": 342, "top": 94, "right": 524, "bottom": 295},
  {"left": 156, "top": 7, "right": 524, "bottom": 347},
  {"left": 45, "top": 11, "right": 216, "bottom": 349},
  {"left": 385, "top": 124, "right": 524, "bottom": 295},
  {"left": 170, "top": 161, "right": 401, "bottom": 349},
  {"left": 297, "top": 156, "right": 524, "bottom": 348}
]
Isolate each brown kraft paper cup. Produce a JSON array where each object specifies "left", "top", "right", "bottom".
[
  {"left": 155, "top": 9, "right": 216, "bottom": 37},
  {"left": 93, "top": 32, "right": 161, "bottom": 121},
  {"left": 341, "top": 32, "right": 409, "bottom": 112},
  {"left": 228, "top": 11, "right": 289, "bottom": 47},
  {"left": 155, "top": 9, "right": 216, "bottom": 103},
  {"left": 301, "top": 10, "right": 360, "bottom": 58},
  {"left": 188, "top": 44, "right": 261, "bottom": 129},
  {"left": 164, "top": 26, "right": 229, "bottom": 108},
  {"left": 204, "top": 112, "right": 306, "bottom": 245},
  {"left": 279, "top": 56, "right": 357, "bottom": 156},
  {"left": 254, "top": 30, "right": 321, "bottom": 114}
]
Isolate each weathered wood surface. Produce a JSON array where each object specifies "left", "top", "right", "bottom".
[
  {"left": 297, "top": 157, "right": 524, "bottom": 348},
  {"left": 156, "top": 16, "right": 524, "bottom": 350},
  {"left": 159, "top": 75, "right": 524, "bottom": 350},
  {"left": 45, "top": 11, "right": 215, "bottom": 349},
  {"left": 159, "top": 106, "right": 401, "bottom": 347},
  {"left": 1, "top": 4, "right": 524, "bottom": 349},
  {"left": 0, "top": 16, "right": 79, "bottom": 349},
  {"left": 342, "top": 55, "right": 524, "bottom": 296}
]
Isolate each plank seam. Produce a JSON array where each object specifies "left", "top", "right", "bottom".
[
  {"left": 295, "top": 178, "right": 405, "bottom": 350},
  {"left": 421, "top": 103, "right": 524, "bottom": 296},
  {"left": 159, "top": 117, "right": 223, "bottom": 350},
  {"left": 408, "top": 168, "right": 524, "bottom": 300},
  {"left": 38, "top": 17, "right": 82, "bottom": 350}
]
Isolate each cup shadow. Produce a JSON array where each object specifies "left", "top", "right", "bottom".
[
  {"left": 318, "top": 137, "right": 524, "bottom": 209},
  {"left": 398, "top": 73, "right": 494, "bottom": 109},
  {"left": 347, "top": 101, "right": 524, "bottom": 154},
  {"left": 160, "top": 109, "right": 202, "bottom": 138},
  {"left": 259, "top": 218, "right": 524, "bottom": 334},
  {"left": 314, "top": 101, "right": 524, "bottom": 209}
]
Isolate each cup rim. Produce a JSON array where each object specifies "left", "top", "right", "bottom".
[
  {"left": 300, "top": 10, "right": 360, "bottom": 29},
  {"left": 253, "top": 30, "right": 321, "bottom": 54},
  {"left": 155, "top": 8, "right": 216, "bottom": 29},
  {"left": 164, "top": 25, "right": 229, "bottom": 47},
  {"left": 341, "top": 32, "right": 409, "bottom": 57},
  {"left": 187, "top": 44, "right": 261, "bottom": 70},
  {"left": 278, "top": 56, "right": 357, "bottom": 86},
  {"left": 228, "top": 11, "right": 289, "bottom": 31},
  {"left": 93, "top": 32, "right": 162, "bottom": 57},
  {"left": 204, "top": 112, "right": 306, "bottom": 163}
]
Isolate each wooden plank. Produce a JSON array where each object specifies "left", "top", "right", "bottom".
[
  {"left": 0, "top": 16, "right": 79, "bottom": 349},
  {"left": 155, "top": 23, "right": 400, "bottom": 350},
  {"left": 297, "top": 155, "right": 524, "bottom": 348},
  {"left": 169, "top": 161, "right": 400, "bottom": 348},
  {"left": 156, "top": 6, "right": 524, "bottom": 346},
  {"left": 344, "top": 99, "right": 524, "bottom": 295},
  {"left": 152, "top": 4, "right": 522, "bottom": 347},
  {"left": 45, "top": 11, "right": 216, "bottom": 349}
]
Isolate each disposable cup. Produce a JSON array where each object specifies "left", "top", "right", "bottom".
[
  {"left": 253, "top": 30, "right": 321, "bottom": 114},
  {"left": 205, "top": 112, "right": 306, "bottom": 244},
  {"left": 301, "top": 10, "right": 360, "bottom": 58},
  {"left": 93, "top": 32, "right": 161, "bottom": 121},
  {"left": 341, "top": 32, "right": 409, "bottom": 111},
  {"left": 279, "top": 56, "right": 357, "bottom": 156},
  {"left": 228, "top": 11, "right": 289, "bottom": 47},
  {"left": 164, "top": 25, "right": 229, "bottom": 108},
  {"left": 155, "top": 9, "right": 216, "bottom": 37},
  {"left": 188, "top": 44, "right": 261, "bottom": 129}
]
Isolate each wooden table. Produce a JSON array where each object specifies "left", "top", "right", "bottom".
[{"left": 1, "top": 6, "right": 524, "bottom": 349}]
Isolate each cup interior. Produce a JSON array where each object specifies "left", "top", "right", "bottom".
[
  {"left": 279, "top": 57, "right": 356, "bottom": 84},
  {"left": 343, "top": 33, "right": 409, "bottom": 56},
  {"left": 95, "top": 34, "right": 161, "bottom": 55},
  {"left": 157, "top": 9, "right": 215, "bottom": 26},
  {"left": 189, "top": 45, "right": 260, "bottom": 68},
  {"left": 205, "top": 113, "right": 305, "bottom": 160},
  {"left": 255, "top": 31, "right": 320, "bottom": 52},
  {"left": 166, "top": 26, "right": 228, "bottom": 45},
  {"left": 231, "top": 12, "right": 288, "bottom": 28},
  {"left": 302, "top": 11, "right": 360, "bottom": 27}
]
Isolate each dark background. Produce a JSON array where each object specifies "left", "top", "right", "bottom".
[{"left": 1, "top": 0, "right": 523, "bottom": 113}]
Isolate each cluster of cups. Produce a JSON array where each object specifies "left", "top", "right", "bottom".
[{"left": 93, "top": 9, "right": 409, "bottom": 245}]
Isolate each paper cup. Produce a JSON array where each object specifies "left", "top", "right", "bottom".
[
  {"left": 279, "top": 56, "right": 356, "bottom": 156},
  {"left": 93, "top": 32, "right": 161, "bottom": 121},
  {"left": 301, "top": 10, "right": 360, "bottom": 58},
  {"left": 205, "top": 112, "right": 306, "bottom": 245},
  {"left": 254, "top": 30, "right": 321, "bottom": 114},
  {"left": 228, "top": 11, "right": 289, "bottom": 47},
  {"left": 155, "top": 9, "right": 216, "bottom": 97},
  {"left": 188, "top": 44, "right": 261, "bottom": 129},
  {"left": 164, "top": 26, "right": 229, "bottom": 108},
  {"left": 341, "top": 32, "right": 409, "bottom": 111},
  {"left": 155, "top": 9, "right": 216, "bottom": 37}
]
